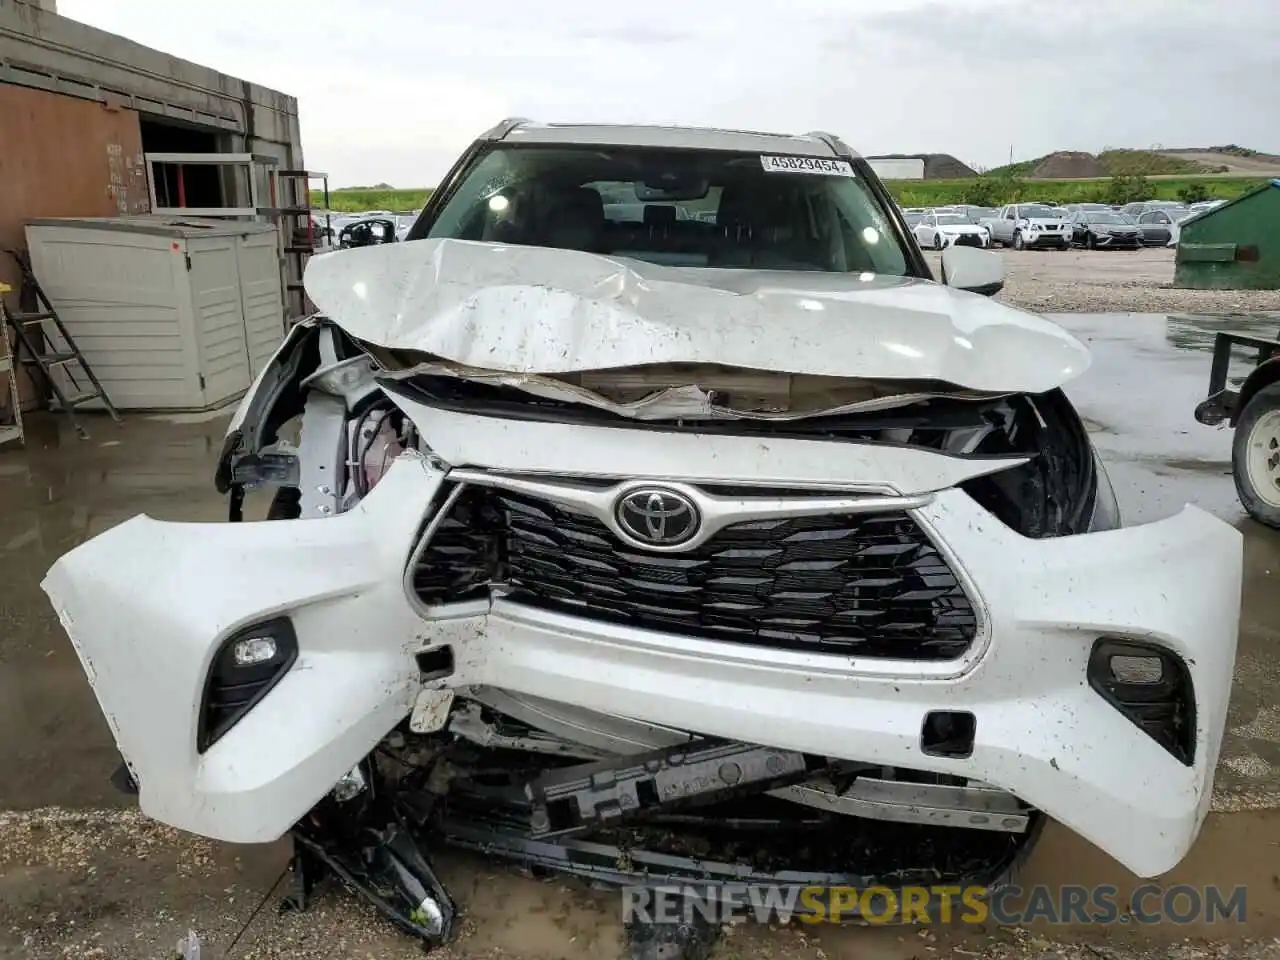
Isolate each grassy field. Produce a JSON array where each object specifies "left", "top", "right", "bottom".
[
  {"left": 311, "top": 175, "right": 1266, "bottom": 214},
  {"left": 315, "top": 188, "right": 434, "bottom": 212}
]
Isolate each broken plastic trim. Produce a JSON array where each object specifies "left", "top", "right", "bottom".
[
  {"left": 281, "top": 719, "right": 1040, "bottom": 950},
  {"left": 110, "top": 759, "right": 139, "bottom": 795},
  {"left": 1088, "top": 638, "right": 1196, "bottom": 766},
  {"left": 288, "top": 827, "right": 455, "bottom": 943},
  {"left": 286, "top": 759, "right": 456, "bottom": 945},
  {"left": 385, "top": 378, "right": 1100, "bottom": 539},
  {"left": 216, "top": 318, "right": 371, "bottom": 521}
]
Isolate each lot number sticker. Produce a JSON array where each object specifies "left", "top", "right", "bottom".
[{"left": 760, "top": 155, "right": 856, "bottom": 177}]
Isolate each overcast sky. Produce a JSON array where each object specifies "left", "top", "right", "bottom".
[{"left": 59, "top": 0, "right": 1278, "bottom": 189}]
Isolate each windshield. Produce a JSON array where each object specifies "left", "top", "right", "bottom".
[
  {"left": 424, "top": 145, "right": 910, "bottom": 275},
  {"left": 1089, "top": 213, "right": 1128, "bottom": 224},
  {"left": 935, "top": 214, "right": 968, "bottom": 225},
  {"left": 1022, "top": 205, "right": 1057, "bottom": 219}
]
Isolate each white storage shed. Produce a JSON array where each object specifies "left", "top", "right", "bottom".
[{"left": 24, "top": 216, "right": 286, "bottom": 411}]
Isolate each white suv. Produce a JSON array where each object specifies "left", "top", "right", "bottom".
[{"left": 45, "top": 120, "right": 1241, "bottom": 945}]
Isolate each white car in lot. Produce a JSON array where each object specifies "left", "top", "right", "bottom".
[
  {"left": 43, "top": 120, "right": 1242, "bottom": 947},
  {"left": 914, "top": 210, "right": 990, "bottom": 249}
]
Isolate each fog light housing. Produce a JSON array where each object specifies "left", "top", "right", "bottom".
[
  {"left": 233, "top": 636, "right": 278, "bottom": 666},
  {"left": 1088, "top": 638, "right": 1195, "bottom": 765},
  {"left": 198, "top": 617, "right": 298, "bottom": 753}
]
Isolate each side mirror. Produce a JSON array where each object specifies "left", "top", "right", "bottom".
[{"left": 941, "top": 245, "right": 1004, "bottom": 297}]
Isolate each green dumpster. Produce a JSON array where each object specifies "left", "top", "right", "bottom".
[{"left": 1174, "top": 179, "right": 1280, "bottom": 290}]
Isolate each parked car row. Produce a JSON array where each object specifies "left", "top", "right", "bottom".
[
  {"left": 324, "top": 198, "right": 1221, "bottom": 257},
  {"left": 896, "top": 198, "right": 1224, "bottom": 252}
]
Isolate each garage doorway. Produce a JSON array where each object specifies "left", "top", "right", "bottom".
[{"left": 140, "top": 118, "right": 228, "bottom": 210}]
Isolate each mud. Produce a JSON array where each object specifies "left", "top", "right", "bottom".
[
  {"left": 2, "top": 313, "right": 1280, "bottom": 957},
  {"left": 1, "top": 808, "right": 1278, "bottom": 959}
]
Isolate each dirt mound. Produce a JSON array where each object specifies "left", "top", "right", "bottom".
[
  {"left": 1030, "top": 151, "right": 1108, "bottom": 179},
  {"left": 866, "top": 153, "right": 977, "bottom": 179},
  {"left": 922, "top": 154, "right": 977, "bottom": 179},
  {"left": 1158, "top": 149, "right": 1280, "bottom": 175}
]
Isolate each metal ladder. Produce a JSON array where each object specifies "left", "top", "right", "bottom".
[
  {"left": 1, "top": 250, "right": 120, "bottom": 439},
  {"left": 0, "top": 284, "right": 23, "bottom": 449}
]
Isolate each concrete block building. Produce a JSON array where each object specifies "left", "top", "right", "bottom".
[{"left": 0, "top": 0, "right": 307, "bottom": 407}]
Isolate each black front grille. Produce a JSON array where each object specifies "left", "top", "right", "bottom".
[
  {"left": 412, "top": 487, "right": 978, "bottom": 660},
  {"left": 953, "top": 234, "right": 984, "bottom": 248}
]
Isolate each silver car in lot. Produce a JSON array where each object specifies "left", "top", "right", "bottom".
[{"left": 1133, "top": 208, "right": 1189, "bottom": 247}]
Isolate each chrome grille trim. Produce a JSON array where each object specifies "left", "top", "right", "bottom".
[{"left": 444, "top": 468, "right": 934, "bottom": 555}]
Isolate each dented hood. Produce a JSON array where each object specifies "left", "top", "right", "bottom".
[{"left": 303, "top": 238, "right": 1090, "bottom": 393}]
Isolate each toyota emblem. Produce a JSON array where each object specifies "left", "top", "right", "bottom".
[{"left": 615, "top": 487, "right": 701, "bottom": 547}]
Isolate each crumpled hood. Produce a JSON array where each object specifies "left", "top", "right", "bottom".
[{"left": 303, "top": 238, "right": 1090, "bottom": 393}]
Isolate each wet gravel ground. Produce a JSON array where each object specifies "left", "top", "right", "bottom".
[
  {"left": 924, "top": 247, "right": 1280, "bottom": 314},
  {"left": 3, "top": 808, "right": 1279, "bottom": 960}
]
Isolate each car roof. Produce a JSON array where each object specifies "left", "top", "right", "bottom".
[{"left": 480, "top": 118, "right": 859, "bottom": 159}]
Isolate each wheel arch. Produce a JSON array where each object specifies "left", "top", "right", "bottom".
[{"left": 1232, "top": 357, "right": 1280, "bottom": 427}]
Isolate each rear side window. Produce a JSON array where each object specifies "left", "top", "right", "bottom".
[{"left": 424, "top": 145, "right": 910, "bottom": 276}]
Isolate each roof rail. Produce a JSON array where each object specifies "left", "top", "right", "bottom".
[
  {"left": 479, "top": 117, "right": 533, "bottom": 141},
  {"left": 804, "top": 131, "right": 855, "bottom": 158}
]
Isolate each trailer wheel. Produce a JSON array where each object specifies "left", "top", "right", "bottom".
[{"left": 1232, "top": 382, "right": 1280, "bottom": 528}]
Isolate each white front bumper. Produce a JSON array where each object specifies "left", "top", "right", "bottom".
[
  {"left": 43, "top": 452, "right": 1241, "bottom": 878},
  {"left": 939, "top": 231, "right": 988, "bottom": 247}
]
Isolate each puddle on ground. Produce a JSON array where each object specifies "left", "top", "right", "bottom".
[{"left": 1047, "top": 312, "right": 1280, "bottom": 526}]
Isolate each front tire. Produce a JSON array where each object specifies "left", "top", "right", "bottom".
[
  {"left": 1232, "top": 382, "right": 1280, "bottom": 528},
  {"left": 934, "top": 233, "right": 945, "bottom": 250},
  {"left": 1013, "top": 231, "right": 1025, "bottom": 250},
  {"left": 1085, "top": 234, "right": 1096, "bottom": 250}
]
